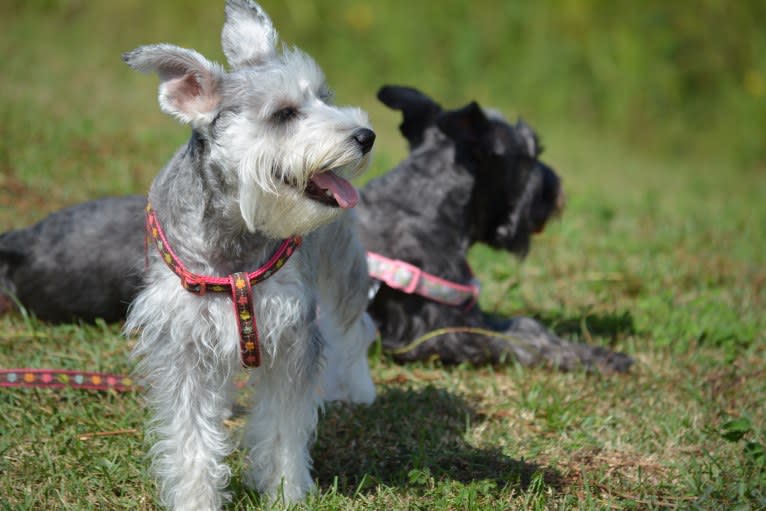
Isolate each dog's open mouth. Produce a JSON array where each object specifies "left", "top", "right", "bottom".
[{"left": 304, "top": 170, "right": 359, "bottom": 209}]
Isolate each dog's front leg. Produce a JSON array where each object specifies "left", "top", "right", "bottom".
[
  {"left": 319, "top": 310, "right": 376, "bottom": 404},
  {"left": 316, "top": 213, "right": 376, "bottom": 405},
  {"left": 242, "top": 327, "right": 323, "bottom": 503},
  {"left": 138, "top": 332, "right": 236, "bottom": 511}
]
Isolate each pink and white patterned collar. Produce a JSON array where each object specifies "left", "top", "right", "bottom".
[{"left": 366, "top": 251, "right": 479, "bottom": 310}]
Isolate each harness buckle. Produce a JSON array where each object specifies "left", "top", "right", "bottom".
[{"left": 181, "top": 274, "right": 207, "bottom": 296}]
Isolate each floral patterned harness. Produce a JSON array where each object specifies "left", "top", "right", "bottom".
[{"left": 145, "top": 203, "right": 301, "bottom": 368}]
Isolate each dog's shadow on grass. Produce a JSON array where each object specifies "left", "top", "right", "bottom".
[{"left": 311, "top": 385, "right": 559, "bottom": 496}]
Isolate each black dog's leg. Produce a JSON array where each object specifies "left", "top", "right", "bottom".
[
  {"left": 501, "top": 317, "right": 634, "bottom": 373},
  {"left": 384, "top": 307, "right": 633, "bottom": 373}
]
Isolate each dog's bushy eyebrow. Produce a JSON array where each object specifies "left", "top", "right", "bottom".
[
  {"left": 258, "top": 96, "right": 300, "bottom": 119},
  {"left": 269, "top": 104, "right": 300, "bottom": 123}
]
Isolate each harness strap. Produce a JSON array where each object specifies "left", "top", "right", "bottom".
[
  {"left": 230, "top": 272, "right": 260, "bottom": 367},
  {"left": 145, "top": 203, "right": 301, "bottom": 367},
  {"left": 366, "top": 251, "right": 479, "bottom": 309}
]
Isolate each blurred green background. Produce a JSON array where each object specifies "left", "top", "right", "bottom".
[{"left": 1, "top": 0, "right": 764, "bottom": 211}]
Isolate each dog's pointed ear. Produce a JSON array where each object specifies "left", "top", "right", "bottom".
[
  {"left": 222, "top": 0, "right": 278, "bottom": 68},
  {"left": 377, "top": 85, "right": 442, "bottom": 149},
  {"left": 436, "top": 101, "right": 492, "bottom": 148},
  {"left": 123, "top": 44, "right": 224, "bottom": 127}
]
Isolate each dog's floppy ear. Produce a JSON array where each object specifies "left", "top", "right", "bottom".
[
  {"left": 436, "top": 101, "right": 492, "bottom": 150},
  {"left": 377, "top": 85, "right": 442, "bottom": 149},
  {"left": 123, "top": 44, "right": 225, "bottom": 127},
  {"left": 222, "top": 0, "right": 278, "bottom": 68}
]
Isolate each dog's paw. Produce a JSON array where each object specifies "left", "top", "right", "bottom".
[{"left": 503, "top": 316, "right": 634, "bottom": 374}]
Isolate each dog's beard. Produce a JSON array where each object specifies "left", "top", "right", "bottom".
[
  {"left": 489, "top": 170, "right": 543, "bottom": 257},
  {"left": 238, "top": 156, "right": 370, "bottom": 238},
  {"left": 238, "top": 186, "right": 341, "bottom": 237}
]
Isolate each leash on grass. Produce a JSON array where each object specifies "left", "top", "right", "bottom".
[
  {"left": 0, "top": 368, "right": 137, "bottom": 391},
  {"left": 388, "top": 326, "right": 528, "bottom": 355},
  {"left": 1, "top": 327, "right": 528, "bottom": 392}
]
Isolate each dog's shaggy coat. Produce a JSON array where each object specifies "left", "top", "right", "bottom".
[{"left": 122, "top": 1, "right": 376, "bottom": 507}]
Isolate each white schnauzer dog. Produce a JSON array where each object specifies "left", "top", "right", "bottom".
[{"left": 123, "top": 1, "right": 376, "bottom": 508}]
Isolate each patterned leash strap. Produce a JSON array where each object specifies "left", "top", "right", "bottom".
[
  {"left": 0, "top": 368, "right": 136, "bottom": 392},
  {"left": 0, "top": 330, "right": 526, "bottom": 391}
]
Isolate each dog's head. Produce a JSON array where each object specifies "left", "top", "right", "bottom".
[
  {"left": 124, "top": 0, "right": 375, "bottom": 238},
  {"left": 378, "top": 85, "right": 564, "bottom": 257}
]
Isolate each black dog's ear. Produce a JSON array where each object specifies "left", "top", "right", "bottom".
[
  {"left": 377, "top": 85, "right": 442, "bottom": 149},
  {"left": 436, "top": 101, "right": 492, "bottom": 149}
]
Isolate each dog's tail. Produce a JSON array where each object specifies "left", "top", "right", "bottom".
[{"left": 0, "top": 230, "right": 25, "bottom": 315}]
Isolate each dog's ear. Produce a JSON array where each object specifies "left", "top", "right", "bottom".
[
  {"left": 222, "top": 0, "right": 278, "bottom": 68},
  {"left": 436, "top": 101, "right": 492, "bottom": 149},
  {"left": 377, "top": 85, "right": 442, "bottom": 149},
  {"left": 123, "top": 44, "right": 225, "bottom": 127}
]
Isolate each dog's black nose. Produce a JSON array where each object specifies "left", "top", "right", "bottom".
[{"left": 353, "top": 128, "right": 376, "bottom": 154}]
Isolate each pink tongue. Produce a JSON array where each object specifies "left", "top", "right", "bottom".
[{"left": 309, "top": 172, "right": 359, "bottom": 209}]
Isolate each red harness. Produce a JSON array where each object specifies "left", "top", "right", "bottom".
[{"left": 145, "top": 203, "right": 301, "bottom": 367}]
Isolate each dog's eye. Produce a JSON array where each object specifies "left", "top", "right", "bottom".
[{"left": 272, "top": 106, "right": 299, "bottom": 123}]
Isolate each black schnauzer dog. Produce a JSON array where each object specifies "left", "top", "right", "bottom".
[
  {"left": 0, "top": 85, "right": 631, "bottom": 372},
  {"left": 357, "top": 86, "right": 632, "bottom": 372}
]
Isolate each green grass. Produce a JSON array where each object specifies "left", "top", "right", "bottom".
[{"left": 1, "top": 1, "right": 765, "bottom": 510}]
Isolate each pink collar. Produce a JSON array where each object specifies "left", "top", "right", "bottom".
[
  {"left": 145, "top": 203, "right": 301, "bottom": 367},
  {"left": 366, "top": 251, "right": 479, "bottom": 310}
]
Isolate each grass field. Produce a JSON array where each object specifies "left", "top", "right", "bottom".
[{"left": 1, "top": 1, "right": 765, "bottom": 509}]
